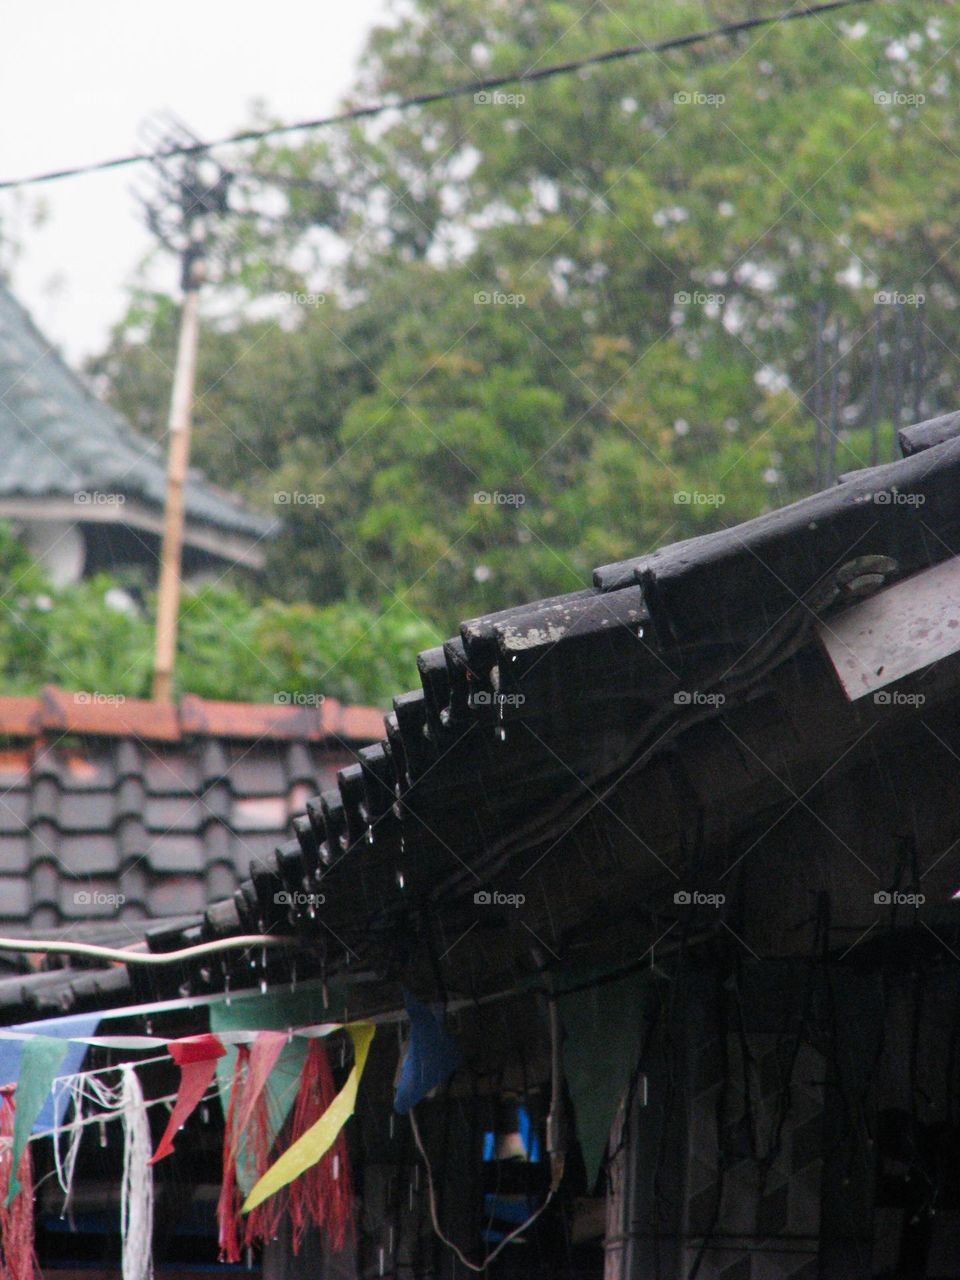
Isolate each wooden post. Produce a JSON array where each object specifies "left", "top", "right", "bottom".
[{"left": 152, "top": 282, "right": 201, "bottom": 703}]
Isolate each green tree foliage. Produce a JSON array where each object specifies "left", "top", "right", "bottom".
[
  {"left": 90, "top": 1, "right": 950, "bottom": 631},
  {"left": 0, "top": 526, "right": 435, "bottom": 706}
]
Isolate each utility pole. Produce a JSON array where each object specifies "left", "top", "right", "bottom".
[
  {"left": 153, "top": 250, "right": 202, "bottom": 702},
  {"left": 138, "top": 117, "right": 231, "bottom": 702}
]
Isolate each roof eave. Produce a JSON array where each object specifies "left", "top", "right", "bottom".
[{"left": 0, "top": 496, "right": 274, "bottom": 569}]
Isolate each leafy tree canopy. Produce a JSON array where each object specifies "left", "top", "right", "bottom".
[{"left": 90, "top": 1, "right": 948, "bottom": 633}]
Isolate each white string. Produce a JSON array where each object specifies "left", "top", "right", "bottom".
[
  {"left": 52, "top": 1075, "right": 86, "bottom": 1212},
  {"left": 120, "top": 1065, "right": 153, "bottom": 1280},
  {"left": 40, "top": 1082, "right": 221, "bottom": 1145}
]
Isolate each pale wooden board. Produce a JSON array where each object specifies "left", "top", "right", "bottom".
[{"left": 818, "top": 555, "right": 960, "bottom": 700}]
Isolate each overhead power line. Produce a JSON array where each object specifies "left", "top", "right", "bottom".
[{"left": 0, "top": 0, "right": 874, "bottom": 193}]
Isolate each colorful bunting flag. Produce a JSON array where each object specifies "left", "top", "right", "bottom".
[
  {"left": 149, "top": 1033, "right": 226, "bottom": 1165},
  {"left": 242, "top": 1022, "right": 375, "bottom": 1214},
  {"left": 394, "top": 990, "right": 463, "bottom": 1114}
]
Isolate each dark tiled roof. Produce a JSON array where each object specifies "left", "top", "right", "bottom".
[
  {"left": 0, "top": 687, "right": 381, "bottom": 931},
  {"left": 203, "top": 409, "right": 960, "bottom": 952},
  {"left": 6, "top": 410, "right": 960, "bottom": 1023},
  {"left": 0, "top": 284, "right": 274, "bottom": 546}
]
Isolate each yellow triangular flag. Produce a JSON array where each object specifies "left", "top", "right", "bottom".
[{"left": 241, "top": 1022, "right": 375, "bottom": 1213}]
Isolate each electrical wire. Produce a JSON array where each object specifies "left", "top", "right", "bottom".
[
  {"left": 408, "top": 952, "right": 565, "bottom": 1272},
  {"left": 409, "top": 1106, "right": 556, "bottom": 1273},
  {"left": 0, "top": 932, "right": 293, "bottom": 965},
  {"left": 0, "top": 0, "right": 874, "bottom": 192}
]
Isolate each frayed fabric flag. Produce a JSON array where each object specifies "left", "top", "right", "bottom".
[
  {"left": 0, "top": 1086, "right": 40, "bottom": 1280},
  {"left": 217, "top": 1033, "right": 288, "bottom": 1261},
  {"left": 286, "top": 1039, "right": 354, "bottom": 1253},
  {"left": 242, "top": 1022, "right": 375, "bottom": 1214}
]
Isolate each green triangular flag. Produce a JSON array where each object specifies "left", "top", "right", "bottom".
[{"left": 7, "top": 1036, "right": 70, "bottom": 1203}]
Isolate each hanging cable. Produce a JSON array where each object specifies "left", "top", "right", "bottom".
[
  {"left": 0, "top": 933, "right": 292, "bottom": 965},
  {"left": 408, "top": 946, "right": 565, "bottom": 1272},
  {"left": 0, "top": 0, "right": 874, "bottom": 192},
  {"left": 409, "top": 1103, "right": 557, "bottom": 1272}
]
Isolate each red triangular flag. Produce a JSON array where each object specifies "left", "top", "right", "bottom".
[
  {"left": 150, "top": 1033, "right": 226, "bottom": 1165},
  {"left": 234, "top": 1030, "right": 287, "bottom": 1137}
]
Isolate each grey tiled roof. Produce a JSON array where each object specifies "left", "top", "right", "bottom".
[
  {"left": 0, "top": 689, "right": 381, "bottom": 932},
  {"left": 0, "top": 283, "right": 273, "bottom": 541}
]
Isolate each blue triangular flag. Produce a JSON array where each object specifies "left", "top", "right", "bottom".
[
  {"left": 0, "top": 1011, "right": 102, "bottom": 1134},
  {"left": 394, "top": 990, "right": 462, "bottom": 1114}
]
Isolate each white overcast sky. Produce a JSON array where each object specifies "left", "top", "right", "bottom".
[{"left": 1, "top": 0, "right": 386, "bottom": 363}]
